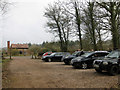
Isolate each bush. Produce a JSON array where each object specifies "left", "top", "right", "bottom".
[{"left": 11, "top": 49, "right": 19, "bottom": 56}]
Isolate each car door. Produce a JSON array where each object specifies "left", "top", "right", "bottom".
[
  {"left": 87, "top": 53, "right": 99, "bottom": 67},
  {"left": 62, "top": 53, "right": 70, "bottom": 60},
  {"left": 118, "top": 51, "right": 120, "bottom": 70},
  {"left": 54, "top": 53, "right": 62, "bottom": 61},
  {"left": 90, "top": 52, "right": 107, "bottom": 64}
]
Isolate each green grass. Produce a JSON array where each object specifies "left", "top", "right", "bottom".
[
  {"left": 0, "top": 58, "right": 1, "bottom": 64},
  {"left": 2, "top": 58, "right": 12, "bottom": 63},
  {"left": 0, "top": 63, "right": 1, "bottom": 67}
]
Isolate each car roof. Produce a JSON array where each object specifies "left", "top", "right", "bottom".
[
  {"left": 94, "top": 51, "right": 109, "bottom": 53},
  {"left": 86, "top": 51, "right": 108, "bottom": 55},
  {"left": 112, "top": 50, "right": 120, "bottom": 52},
  {"left": 53, "top": 52, "right": 70, "bottom": 54}
]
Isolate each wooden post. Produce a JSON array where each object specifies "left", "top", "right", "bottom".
[
  {"left": 10, "top": 46, "right": 12, "bottom": 60},
  {"left": 7, "top": 41, "right": 10, "bottom": 56}
]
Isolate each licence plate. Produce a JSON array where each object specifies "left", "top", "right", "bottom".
[{"left": 94, "top": 64, "right": 99, "bottom": 68}]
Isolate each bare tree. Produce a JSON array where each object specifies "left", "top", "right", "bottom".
[
  {"left": 74, "top": 1, "right": 83, "bottom": 50},
  {"left": 82, "top": 2, "right": 98, "bottom": 51},
  {"left": 0, "top": 0, "right": 10, "bottom": 15},
  {"left": 62, "top": 0, "right": 83, "bottom": 50},
  {"left": 44, "top": 1, "right": 72, "bottom": 51},
  {"left": 97, "top": 1, "right": 120, "bottom": 50}
]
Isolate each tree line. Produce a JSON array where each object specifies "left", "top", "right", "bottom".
[{"left": 44, "top": 0, "right": 120, "bottom": 52}]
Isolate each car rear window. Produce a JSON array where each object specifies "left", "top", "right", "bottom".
[{"left": 94, "top": 53, "right": 108, "bottom": 57}]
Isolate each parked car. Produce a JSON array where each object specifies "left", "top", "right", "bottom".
[
  {"left": 62, "top": 51, "right": 85, "bottom": 65},
  {"left": 41, "top": 52, "right": 52, "bottom": 60},
  {"left": 42, "top": 52, "right": 70, "bottom": 62},
  {"left": 93, "top": 50, "right": 120, "bottom": 76},
  {"left": 71, "top": 51, "right": 109, "bottom": 69}
]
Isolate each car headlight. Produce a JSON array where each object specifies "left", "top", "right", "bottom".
[
  {"left": 77, "top": 59, "right": 81, "bottom": 61},
  {"left": 71, "top": 60, "right": 73, "bottom": 64},
  {"left": 65, "top": 56, "right": 69, "bottom": 58},
  {"left": 103, "top": 62, "right": 108, "bottom": 65},
  {"left": 93, "top": 60, "right": 96, "bottom": 64}
]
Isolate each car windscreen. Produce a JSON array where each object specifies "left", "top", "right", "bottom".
[
  {"left": 56, "top": 53, "right": 62, "bottom": 55},
  {"left": 72, "top": 51, "right": 80, "bottom": 56},
  {"left": 106, "top": 51, "right": 119, "bottom": 59},
  {"left": 63, "top": 53, "right": 70, "bottom": 56},
  {"left": 47, "top": 53, "right": 52, "bottom": 55},
  {"left": 81, "top": 52, "right": 93, "bottom": 57},
  {"left": 43, "top": 52, "right": 51, "bottom": 55},
  {"left": 52, "top": 52, "right": 63, "bottom": 56},
  {"left": 50, "top": 53, "right": 56, "bottom": 56}
]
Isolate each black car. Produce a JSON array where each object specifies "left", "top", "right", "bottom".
[
  {"left": 93, "top": 50, "right": 120, "bottom": 76},
  {"left": 71, "top": 51, "right": 109, "bottom": 69},
  {"left": 62, "top": 51, "right": 85, "bottom": 65},
  {"left": 42, "top": 52, "right": 70, "bottom": 62}
]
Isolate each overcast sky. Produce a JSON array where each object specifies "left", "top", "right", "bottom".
[
  {"left": 2, "top": 0, "right": 60, "bottom": 47},
  {"left": 1, "top": 0, "right": 113, "bottom": 48}
]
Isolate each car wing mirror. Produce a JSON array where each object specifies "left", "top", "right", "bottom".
[
  {"left": 118, "top": 56, "right": 120, "bottom": 60},
  {"left": 118, "top": 56, "right": 120, "bottom": 63}
]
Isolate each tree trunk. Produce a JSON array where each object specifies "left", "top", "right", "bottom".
[
  {"left": 89, "top": 2, "right": 97, "bottom": 51},
  {"left": 111, "top": 28, "right": 119, "bottom": 50},
  {"left": 62, "top": 26, "right": 68, "bottom": 52},
  {"left": 35, "top": 55, "right": 37, "bottom": 59},
  {"left": 31, "top": 55, "right": 34, "bottom": 59},
  {"left": 110, "top": 3, "right": 119, "bottom": 50},
  {"left": 75, "top": 2, "right": 83, "bottom": 50},
  {"left": 54, "top": 16, "right": 64, "bottom": 52},
  {"left": 98, "top": 35, "right": 103, "bottom": 50}
]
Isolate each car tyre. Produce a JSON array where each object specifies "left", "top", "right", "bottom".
[
  {"left": 95, "top": 68, "right": 102, "bottom": 73},
  {"left": 73, "top": 63, "right": 80, "bottom": 69},
  {"left": 109, "top": 65, "right": 119, "bottom": 76},
  {"left": 74, "top": 66, "right": 80, "bottom": 69},
  {"left": 65, "top": 61, "right": 71, "bottom": 65},
  {"left": 82, "top": 63, "right": 87, "bottom": 69},
  {"left": 65, "top": 62, "right": 69, "bottom": 65}
]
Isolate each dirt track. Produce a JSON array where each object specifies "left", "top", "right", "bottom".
[{"left": 2, "top": 56, "right": 118, "bottom": 88}]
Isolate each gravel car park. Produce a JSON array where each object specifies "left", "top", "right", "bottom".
[{"left": 3, "top": 56, "right": 118, "bottom": 88}]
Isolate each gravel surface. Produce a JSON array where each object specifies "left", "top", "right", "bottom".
[{"left": 2, "top": 56, "right": 118, "bottom": 88}]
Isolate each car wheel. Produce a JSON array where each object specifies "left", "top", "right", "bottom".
[
  {"left": 109, "top": 65, "right": 119, "bottom": 76},
  {"left": 48, "top": 58, "right": 52, "bottom": 62},
  {"left": 68, "top": 60, "right": 71, "bottom": 65},
  {"left": 65, "top": 61, "right": 71, "bottom": 65},
  {"left": 95, "top": 68, "right": 102, "bottom": 73},
  {"left": 74, "top": 65, "right": 80, "bottom": 69},
  {"left": 73, "top": 63, "right": 80, "bottom": 69},
  {"left": 65, "top": 62, "right": 69, "bottom": 65},
  {"left": 82, "top": 63, "right": 87, "bottom": 69}
]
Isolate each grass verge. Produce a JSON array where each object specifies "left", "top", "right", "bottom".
[{"left": 2, "top": 58, "right": 12, "bottom": 88}]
